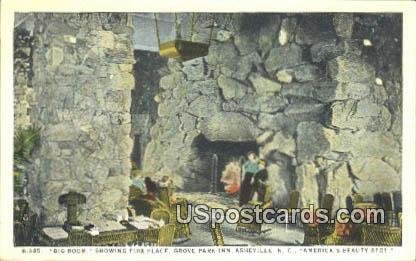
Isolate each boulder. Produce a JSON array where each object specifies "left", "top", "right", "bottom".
[
  {"left": 159, "top": 72, "right": 185, "bottom": 90},
  {"left": 234, "top": 52, "right": 263, "bottom": 81},
  {"left": 216, "top": 30, "right": 233, "bottom": 42},
  {"left": 184, "top": 80, "right": 219, "bottom": 102},
  {"left": 206, "top": 41, "right": 239, "bottom": 68},
  {"left": 350, "top": 157, "right": 400, "bottom": 196},
  {"left": 230, "top": 94, "right": 287, "bottom": 114},
  {"left": 167, "top": 58, "right": 182, "bottom": 72},
  {"left": 199, "top": 112, "right": 260, "bottom": 142},
  {"left": 314, "top": 81, "right": 371, "bottom": 102},
  {"left": 310, "top": 39, "right": 344, "bottom": 63},
  {"left": 181, "top": 57, "right": 207, "bottom": 81},
  {"left": 258, "top": 96, "right": 288, "bottom": 113},
  {"left": 328, "top": 56, "right": 375, "bottom": 83},
  {"left": 258, "top": 113, "right": 298, "bottom": 135},
  {"left": 292, "top": 64, "right": 320, "bottom": 82},
  {"left": 325, "top": 162, "right": 354, "bottom": 212},
  {"left": 276, "top": 69, "right": 293, "bottom": 83},
  {"left": 187, "top": 95, "right": 220, "bottom": 118},
  {"left": 330, "top": 99, "right": 391, "bottom": 131},
  {"left": 142, "top": 140, "right": 163, "bottom": 173},
  {"left": 295, "top": 162, "right": 320, "bottom": 207},
  {"left": 296, "top": 122, "right": 333, "bottom": 163},
  {"left": 248, "top": 73, "right": 282, "bottom": 96},
  {"left": 234, "top": 32, "right": 258, "bottom": 55},
  {"left": 45, "top": 123, "right": 79, "bottom": 141},
  {"left": 284, "top": 101, "right": 325, "bottom": 122},
  {"left": 179, "top": 113, "right": 197, "bottom": 132},
  {"left": 157, "top": 98, "right": 185, "bottom": 117},
  {"left": 267, "top": 163, "right": 291, "bottom": 207},
  {"left": 281, "top": 82, "right": 315, "bottom": 99},
  {"left": 256, "top": 130, "right": 274, "bottom": 145},
  {"left": 260, "top": 131, "right": 296, "bottom": 157},
  {"left": 265, "top": 44, "right": 303, "bottom": 73},
  {"left": 328, "top": 130, "right": 401, "bottom": 160},
  {"left": 217, "top": 75, "right": 247, "bottom": 100}
]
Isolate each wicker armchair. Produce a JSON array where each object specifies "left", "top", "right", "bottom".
[
  {"left": 150, "top": 209, "right": 171, "bottom": 225},
  {"left": 170, "top": 198, "right": 191, "bottom": 239},
  {"left": 210, "top": 223, "right": 225, "bottom": 246},
  {"left": 13, "top": 199, "right": 38, "bottom": 246},
  {"left": 157, "top": 224, "right": 176, "bottom": 246},
  {"left": 303, "top": 193, "right": 335, "bottom": 245},
  {"left": 158, "top": 187, "right": 172, "bottom": 208},
  {"left": 359, "top": 224, "right": 402, "bottom": 246},
  {"left": 137, "top": 224, "right": 176, "bottom": 246}
]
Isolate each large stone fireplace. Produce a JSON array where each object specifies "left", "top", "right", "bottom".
[{"left": 139, "top": 13, "right": 402, "bottom": 209}]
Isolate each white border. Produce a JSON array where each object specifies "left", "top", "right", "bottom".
[{"left": 1, "top": 1, "right": 415, "bottom": 260}]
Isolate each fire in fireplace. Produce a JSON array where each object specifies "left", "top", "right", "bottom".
[{"left": 191, "top": 134, "right": 258, "bottom": 193}]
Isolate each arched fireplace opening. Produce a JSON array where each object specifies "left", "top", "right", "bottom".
[{"left": 190, "top": 134, "right": 259, "bottom": 193}]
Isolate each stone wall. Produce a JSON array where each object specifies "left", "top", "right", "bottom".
[
  {"left": 27, "top": 13, "right": 135, "bottom": 225},
  {"left": 14, "top": 27, "right": 34, "bottom": 130},
  {"left": 141, "top": 13, "right": 402, "bottom": 209}
]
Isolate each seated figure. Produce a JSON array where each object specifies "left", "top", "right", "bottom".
[{"left": 129, "top": 176, "right": 167, "bottom": 217}]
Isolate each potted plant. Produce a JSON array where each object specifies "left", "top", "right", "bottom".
[{"left": 13, "top": 126, "right": 40, "bottom": 196}]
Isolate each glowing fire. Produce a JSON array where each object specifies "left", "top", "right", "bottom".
[{"left": 220, "top": 161, "right": 241, "bottom": 195}]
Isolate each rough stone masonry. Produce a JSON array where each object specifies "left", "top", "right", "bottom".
[
  {"left": 26, "top": 13, "right": 135, "bottom": 225},
  {"left": 14, "top": 13, "right": 402, "bottom": 225},
  {"left": 140, "top": 13, "right": 402, "bottom": 212}
]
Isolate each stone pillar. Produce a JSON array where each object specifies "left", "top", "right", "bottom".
[
  {"left": 14, "top": 28, "right": 34, "bottom": 130},
  {"left": 29, "top": 13, "right": 135, "bottom": 225}
]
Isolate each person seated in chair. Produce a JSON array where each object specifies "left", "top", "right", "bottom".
[
  {"left": 144, "top": 177, "right": 158, "bottom": 201},
  {"left": 157, "top": 176, "right": 176, "bottom": 206}
]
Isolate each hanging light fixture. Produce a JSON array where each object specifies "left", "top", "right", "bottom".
[{"left": 154, "top": 13, "right": 215, "bottom": 62}]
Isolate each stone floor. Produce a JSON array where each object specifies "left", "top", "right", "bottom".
[
  {"left": 173, "top": 192, "right": 305, "bottom": 246},
  {"left": 174, "top": 220, "right": 304, "bottom": 246}
]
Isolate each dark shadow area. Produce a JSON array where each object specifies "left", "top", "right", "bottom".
[
  {"left": 190, "top": 134, "right": 259, "bottom": 192},
  {"left": 130, "top": 50, "right": 168, "bottom": 168}
]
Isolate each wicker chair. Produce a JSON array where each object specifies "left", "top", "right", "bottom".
[
  {"left": 170, "top": 198, "right": 191, "bottom": 239},
  {"left": 158, "top": 187, "right": 172, "bottom": 208},
  {"left": 13, "top": 199, "right": 38, "bottom": 246},
  {"left": 138, "top": 224, "right": 176, "bottom": 246},
  {"left": 286, "top": 190, "right": 300, "bottom": 222},
  {"left": 157, "top": 224, "right": 176, "bottom": 246},
  {"left": 357, "top": 194, "right": 402, "bottom": 246},
  {"left": 150, "top": 209, "right": 171, "bottom": 225},
  {"left": 303, "top": 193, "right": 335, "bottom": 245},
  {"left": 210, "top": 223, "right": 225, "bottom": 246},
  {"left": 359, "top": 224, "right": 402, "bottom": 246}
]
